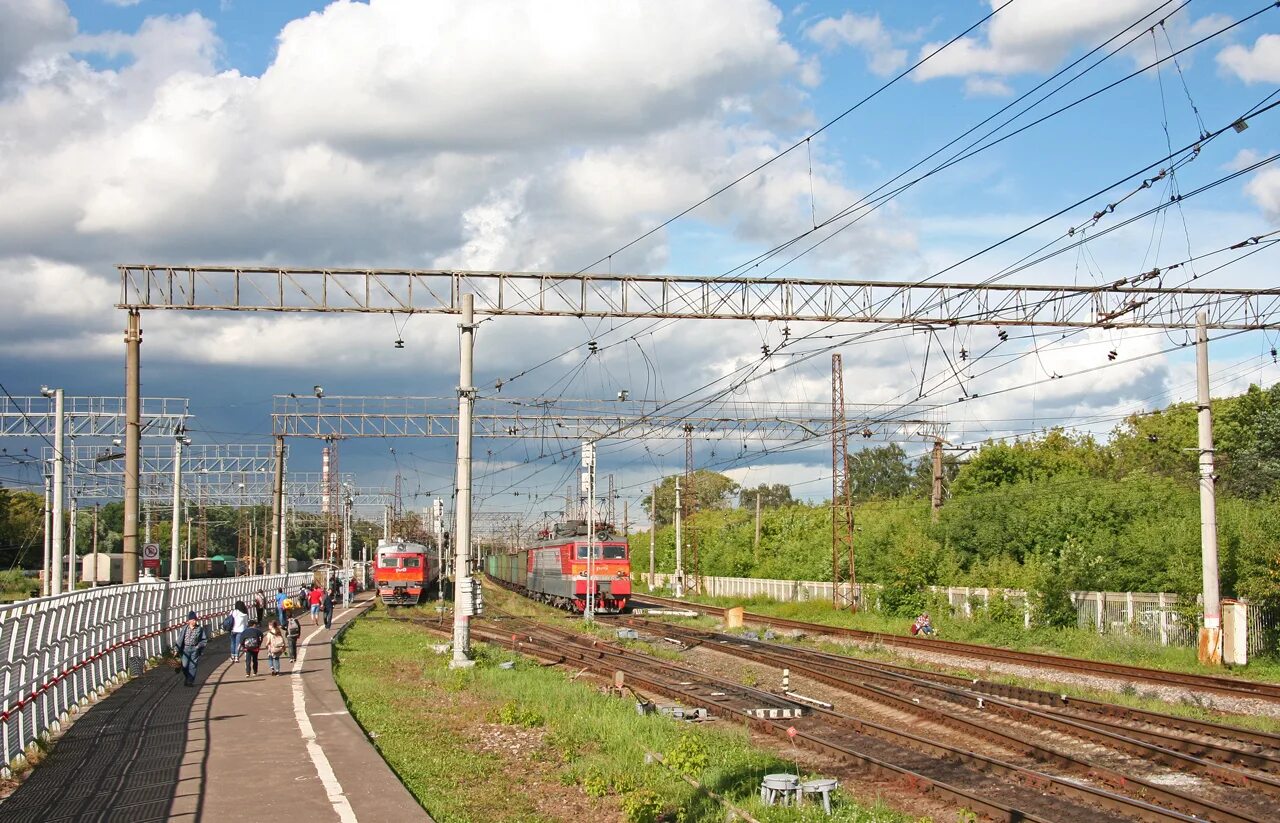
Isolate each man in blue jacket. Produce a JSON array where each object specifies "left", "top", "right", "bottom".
[{"left": 174, "top": 611, "right": 207, "bottom": 687}]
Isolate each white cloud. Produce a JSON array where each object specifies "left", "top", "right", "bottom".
[
  {"left": 964, "top": 76, "right": 1012, "bottom": 97},
  {"left": 1218, "top": 33, "right": 1280, "bottom": 83},
  {"left": 805, "top": 12, "right": 906, "bottom": 77},
  {"left": 0, "top": 0, "right": 74, "bottom": 85},
  {"left": 0, "top": 0, "right": 926, "bottom": 387},
  {"left": 914, "top": 0, "right": 1161, "bottom": 81},
  {"left": 257, "top": 0, "right": 801, "bottom": 155},
  {"left": 1244, "top": 166, "right": 1280, "bottom": 221}
]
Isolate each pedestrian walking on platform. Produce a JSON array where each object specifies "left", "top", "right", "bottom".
[
  {"left": 275, "top": 587, "right": 288, "bottom": 626},
  {"left": 286, "top": 613, "right": 302, "bottom": 661},
  {"left": 240, "top": 620, "right": 264, "bottom": 677},
  {"left": 322, "top": 589, "right": 334, "bottom": 630},
  {"left": 225, "top": 601, "right": 248, "bottom": 661},
  {"left": 308, "top": 585, "right": 323, "bottom": 625},
  {"left": 263, "top": 620, "right": 288, "bottom": 676},
  {"left": 297, "top": 582, "right": 309, "bottom": 611},
  {"left": 173, "top": 611, "right": 207, "bottom": 687},
  {"left": 253, "top": 589, "right": 268, "bottom": 626}
]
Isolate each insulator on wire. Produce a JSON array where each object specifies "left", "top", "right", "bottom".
[
  {"left": 997, "top": 329, "right": 1008, "bottom": 342},
  {"left": 1108, "top": 350, "right": 1118, "bottom": 361},
  {"left": 959, "top": 348, "right": 967, "bottom": 361}
]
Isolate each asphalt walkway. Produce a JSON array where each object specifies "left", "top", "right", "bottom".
[{"left": 0, "top": 595, "right": 432, "bottom": 823}]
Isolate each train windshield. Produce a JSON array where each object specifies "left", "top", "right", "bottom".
[
  {"left": 575, "top": 544, "right": 627, "bottom": 559},
  {"left": 380, "top": 554, "right": 422, "bottom": 568}
]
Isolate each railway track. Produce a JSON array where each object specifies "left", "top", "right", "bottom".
[
  {"left": 632, "top": 594, "right": 1280, "bottom": 704},
  {"left": 390, "top": 607, "right": 1265, "bottom": 822},
  {"left": 622, "top": 617, "right": 1280, "bottom": 772},
  {"left": 615, "top": 615, "right": 1280, "bottom": 820}
]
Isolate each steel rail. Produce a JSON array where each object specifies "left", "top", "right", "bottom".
[
  {"left": 449, "top": 611, "right": 1216, "bottom": 823},
  {"left": 624, "top": 617, "right": 1280, "bottom": 802},
  {"left": 633, "top": 595, "right": 1280, "bottom": 702}
]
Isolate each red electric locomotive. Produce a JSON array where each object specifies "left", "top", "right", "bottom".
[
  {"left": 374, "top": 538, "right": 438, "bottom": 606},
  {"left": 486, "top": 521, "right": 631, "bottom": 613}
]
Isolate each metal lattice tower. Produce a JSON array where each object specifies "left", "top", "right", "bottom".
[{"left": 832, "top": 354, "right": 857, "bottom": 610}]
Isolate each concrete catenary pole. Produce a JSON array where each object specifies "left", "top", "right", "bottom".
[
  {"left": 270, "top": 434, "right": 285, "bottom": 574},
  {"left": 90, "top": 503, "right": 99, "bottom": 586},
  {"left": 50, "top": 388, "right": 65, "bottom": 596},
  {"left": 753, "top": 491, "right": 762, "bottom": 561},
  {"left": 278, "top": 444, "right": 289, "bottom": 572},
  {"left": 649, "top": 485, "right": 656, "bottom": 588},
  {"left": 931, "top": 438, "right": 944, "bottom": 522},
  {"left": 1196, "top": 312, "right": 1223, "bottom": 665},
  {"left": 67, "top": 495, "right": 77, "bottom": 592},
  {"left": 583, "top": 441, "right": 597, "bottom": 621},
  {"left": 42, "top": 470, "right": 51, "bottom": 596},
  {"left": 171, "top": 433, "right": 186, "bottom": 581},
  {"left": 434, "top": 498, "right": 445, "bottom": 600},
  {"left": 67, "top": 451, "right": 77, "bottom": 591},
  {"left": 123, "top": 310, "right": 142, "bottom": 584},
  {"left": 673, "top": 477, "right": 684, "bottom": 597},
  {"left": 451, "top": 293, "right": 477, "bottom": 668}
]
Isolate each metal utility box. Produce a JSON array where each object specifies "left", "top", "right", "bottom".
[{"left": 81, "top": 554, "right": 123, "bottom": 585}]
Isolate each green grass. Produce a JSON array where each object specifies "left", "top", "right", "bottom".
[
  {"left": 334, "top": 604, "right": 924, "bottom": 823},
  {"left": 661, "top": 590, "right": 1280, "bottom": 684}
]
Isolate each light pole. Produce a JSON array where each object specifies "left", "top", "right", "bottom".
[
  {"left": 42, "top": 387, "right": 66, "bottom": 596},
  {"left": 171, "top": 431, "right": 190, "bottom": 581}
]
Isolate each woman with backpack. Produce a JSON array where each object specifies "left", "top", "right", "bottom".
[
  {"left": 239, "top": 620, "right": 264, "bottom": 677},
  {"left": 223, "top": 601, "right": 249, "bottom": 662},
  {"left": 263, "top": 620, "right": 288, "bottom": 676}
]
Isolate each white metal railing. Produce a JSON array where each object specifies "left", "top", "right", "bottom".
[{"left": 0, "top": 573, "right": 311, "bottom": 773}]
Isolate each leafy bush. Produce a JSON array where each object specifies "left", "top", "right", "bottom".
[
  {"left": 664, "top": 732, "right": 709, "bottom": 777},
  {"left": 496, "top": 701, "right": 544, "bottom": 728},
  {"left": 621, "top": 788, "right": 663, "bottom": 823}
]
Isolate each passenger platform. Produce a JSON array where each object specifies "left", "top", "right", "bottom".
[{"left": 0, "top": 595, "right": 431, "bottom": 823}]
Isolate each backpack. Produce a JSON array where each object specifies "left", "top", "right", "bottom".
[
  {"left": 909, "top": 623, "right": 920, "bottom": 636},
  {"left": 242, "top": 633, "right": 261, "bottom": 651},
  {"left": 221, "top": 614, "right": 234, "bottom": 633},
  {"left": 287, "top": 618, "right": 302, "bottom": 637}
]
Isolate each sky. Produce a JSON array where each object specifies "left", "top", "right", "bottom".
[{"left": 2, "top": 0, "right": 1279, "bottom": 529}]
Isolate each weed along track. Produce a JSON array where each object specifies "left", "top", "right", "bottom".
[
  {"left": 632, "top": 595, "right": 1280, "bottom": 705},
  {"left": 613, "top": 615, "right": 1280, "bottom": 822},
  {"left": 392, "top": 607, "right": 1263, "bottom": 822}
]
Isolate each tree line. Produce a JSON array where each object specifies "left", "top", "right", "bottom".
[{"left": 640, "top": 382, "right": 1280, "bottom": 626}]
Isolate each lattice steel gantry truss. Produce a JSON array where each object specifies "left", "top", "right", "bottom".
[
  {"left": 271, "top": 396, "right": 947, "bottom": 442},
  {"left": 1, "top": 396, "right": 189, "bottom": 437},
  {"left": 119, "top": 266, "right": 1280, "bottom": 330}
]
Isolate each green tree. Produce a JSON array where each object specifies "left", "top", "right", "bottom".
[
  {"left": 847, "top": 444, "right": 912, "bottom": 500},
  {"left": 642, "top": 471, "right": 739, "bottom": 526},
  {"left": 738, "top": 483, "right": 794, "bottom": 510}
]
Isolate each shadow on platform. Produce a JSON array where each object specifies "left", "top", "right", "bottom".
[{"left": 0, "top": 661, "right": 205, "bottom": 823}]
